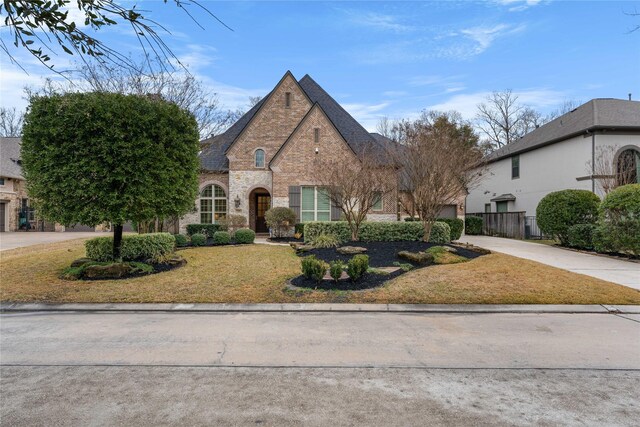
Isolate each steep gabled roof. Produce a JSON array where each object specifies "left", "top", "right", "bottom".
[
  {"left": 199, "top": 72, "right": 392, "bottom": 171},
  {"left": 486, "top": 98, "right": 640, "bottom": 163},
  {"left": 0, "top": 137, "right": 24, "bottom": 180}
]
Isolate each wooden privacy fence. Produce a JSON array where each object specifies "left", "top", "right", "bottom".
[{"left": 467, "top": 212, "right": 526, "bottom": 239}]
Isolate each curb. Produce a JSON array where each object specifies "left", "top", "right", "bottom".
[{"left": 1, "top": 303, "right": 638, "bottom": 315}]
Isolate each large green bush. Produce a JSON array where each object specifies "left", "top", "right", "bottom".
[
  {"left": 85, "top": 233, "right": 175, "bottom": 262},
  {"left": 437, "top": 218, "right": 463, "bottom": 240},
  {"left": 190, "top": 233, "right": 206, "bottom": 246},
  {"left": 303, "top": 221, "right": 426, "bottom": 243},
  {"left": 536, "top": 190, "right": 600, "bottom": 245},
  {"left": 465, "top": 216, "right": 483, "bottom": 235},
  {"left": 596, "top": 184, "right": 640, "bottom": 256},
  {"left": 234, "top": 228, "right": 255, "bottom": 244},
  {"left": 265, "top": 207, "right": 297, "bottom": 238},
  {"left": 186, "top": 224, "right": 221, "bottom": 237},
  {"left": 567, "top": 224, "right": 596, "bottom": 250},
  {"left": 428, "top": 222, "right": 451, "bottom": 244},
  {"left": 212, "top": 231, "right": 231, "bottom": 245}
]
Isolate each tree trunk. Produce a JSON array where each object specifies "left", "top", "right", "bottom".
[
  {"left": 422, "top": 220, "right": 433, "bottom": 242},
  {"left": 113, "top": 224, "right": 124, "bottom": 261}
]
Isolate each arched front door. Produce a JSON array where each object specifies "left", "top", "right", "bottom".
[{"left": 249, "top": 188, "right": 271, "bottom": 233}]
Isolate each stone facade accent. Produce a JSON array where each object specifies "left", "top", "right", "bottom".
[
  {"left": 228, "top": 170, "right": 272, "bottom": 230},
  {"left": 366, "top": 213, "right": 398, "bottom": 222},
  {"left": 0, "top": 177, "right": 28, "bottom": 232}
]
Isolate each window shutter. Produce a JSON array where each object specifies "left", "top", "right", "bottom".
[
  {"left": 331, "top": 197, "right": 342, "bottom": 221},
  {"left": 289, "top": 186, "right": 301, "bottom": 221}
]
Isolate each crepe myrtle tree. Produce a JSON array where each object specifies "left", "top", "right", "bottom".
[{"left": 21, "top": 92, "right": 199, "bottom": 260}]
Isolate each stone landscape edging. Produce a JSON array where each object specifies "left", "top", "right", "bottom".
[{"left": 1, "top": 302, "right": 638, "bottom": 314}]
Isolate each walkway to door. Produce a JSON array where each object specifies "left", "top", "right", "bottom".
[{"left": 460, "top": 235, "right": 640, "bottom": 290}]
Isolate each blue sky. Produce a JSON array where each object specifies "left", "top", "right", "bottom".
[{"left": 1, "top": 0, "right": 639, "bottom": 131}]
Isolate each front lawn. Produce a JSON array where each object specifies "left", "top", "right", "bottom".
[{"left": 1, "top": 239, "right": 639, "bottom": 304}]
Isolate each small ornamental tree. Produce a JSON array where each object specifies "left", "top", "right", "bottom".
[{"left": 21, "top": 92, "right": 199, "bottom": 260}]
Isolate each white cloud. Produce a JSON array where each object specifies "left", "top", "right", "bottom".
[
  {"left": 494, "top": 0, "right": 544, "bottom": 12},
  {"left": 341, "top": 102, "right": 391, "bottom": 131},
  {"left": 457, "top": 23, "right": 526, "bottom": 54},
  {"left": 345, "top": 11, "right": 414, "bottom": 32}
]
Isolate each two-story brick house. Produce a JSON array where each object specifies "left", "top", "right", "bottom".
[{"left": 180, "top": 71, "right": 402, "bottom": 233}]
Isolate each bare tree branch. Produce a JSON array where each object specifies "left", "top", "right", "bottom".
[{"left": 0, "top": 107, "right": 24, "bottom": 137}]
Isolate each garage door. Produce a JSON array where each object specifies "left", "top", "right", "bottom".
[
  {"left": 439, "top": 205, "right": 457, "bottom": 219},
  {"left": 66, "top": 224, "right": 95, "bottom": 232},
  {"left": 0, "top": 203, "right": 6, "bottom": 232}
]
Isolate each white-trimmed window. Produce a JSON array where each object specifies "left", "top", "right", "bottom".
[
  {"left": 200, "top": 184, "right": 227, "bottom": 224},
  {"left": 301, "top": 186, "right": 330, "bottom": 222},
  {"left": 255, "top": 149, "right": 265, "bottom": 168},
  {"left": 372, "top": 192, "right": 383, "bottom": 211}
]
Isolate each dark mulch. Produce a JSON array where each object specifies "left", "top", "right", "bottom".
[
  {"left": 268, "top": 237, "right": 303, "bottom": 244},
  {"left": 298, "top": 241, "right": 484, "bottom": 267},
  {"left": 289, "top": 269, "right": 404, "bottom": 291}
]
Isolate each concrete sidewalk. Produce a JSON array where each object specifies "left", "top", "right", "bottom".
[
  {"left": 461, "top": 235, "right": 640, "bottom": 290},
  {"left": 0, "top": 231, "right": 103, "bottom": 251}
]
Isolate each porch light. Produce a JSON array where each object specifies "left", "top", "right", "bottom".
[{"left": 234, "top": 195, "right": 241, "bottom": 209}]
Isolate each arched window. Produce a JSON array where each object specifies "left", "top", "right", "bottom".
[
  {"left": 255, "top": 149, "right": 265, "bottom": 168},
  {"left": 617, "top": 148, "right": 640, "bottom": 186},
  {"left": 200, "top": 184, "right": 227, "bottom": 224}
]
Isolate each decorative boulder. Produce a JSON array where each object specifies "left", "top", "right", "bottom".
[
  {"left": 166, "top": 255, "right": 187, "bottom": 267},
  {"left": 443, "top": 246, "right": 458, "bottom": 253},
  {"left": 397, "top": 251, "right": 434, "bottom": 265},
  {"left": 83, "top": 263, "right": 131, "bottom": 279},
  {"left": 337, "top": 246, "right": 368, "bottom": 255},
  {"left": 458, "top": 244, "right": 491, "bottom": 255}
]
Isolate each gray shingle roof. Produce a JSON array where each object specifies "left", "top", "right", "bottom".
[
  {"left": 0, "top": 137, "right": 24, "bottom": 180},
  {"left": 486, "top": 99, "right": 640, "bottom": 163},
  {"left": 199, "top": 73, "right": 390, "bottom": 171}
]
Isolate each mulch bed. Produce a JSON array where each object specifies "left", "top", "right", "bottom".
[
  {"left": 289, "top": 269, "right": 404, "bottom": 291},
  {"left": 69, "top": 259, "right": 186, "bottom": 281},
  {"left": 299, "top": 241, "right": 484, "bottom": 267},
  {"left": 268, "top": 237, "right": 303, "bottom": 244}
]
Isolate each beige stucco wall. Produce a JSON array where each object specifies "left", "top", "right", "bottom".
[{"left": 0, "top": 177, "right": 28, "bottom": 232}]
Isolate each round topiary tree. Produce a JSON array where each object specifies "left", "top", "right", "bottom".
[
  {"left": 21, "top": 92, "right": 199, "bottom": 260},
  {"left": 596, "top": 184, "right": 640, "bottom": 256},
  {"left": 264, "top": 207, "right": 297, "bottom": 238},
  {"left": 536, "top": 189, "right": 600, "bottom": 246}
]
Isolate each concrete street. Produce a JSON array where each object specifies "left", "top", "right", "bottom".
[
  {"left": 461, "top": 235, "right": 640, "bottom": 289},
  {"left": 0, "top": 231, "right": 103, "bottom": 251},
  {"left": 1, "top": 311, "right": 639, "bottom": 426}
]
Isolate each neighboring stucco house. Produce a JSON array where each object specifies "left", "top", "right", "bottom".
[
  {"left": 467, "top": 98, "right": 640, "bottom": 219},
  {"left": 182, "top": 71, "right": 465, "bottom": 233}
]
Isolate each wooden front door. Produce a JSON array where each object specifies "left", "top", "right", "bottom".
[{"left": 255, "top": 194, "right": 271, "bottom": 233}]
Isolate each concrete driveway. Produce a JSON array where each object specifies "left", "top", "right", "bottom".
[
  {"left": 2, "top": 311, "right": 639, "bottom": 426},
  {"left": 0, "top": 231, "right": 107, "bottom": 251},
  {"left": 461, "top": 235, "right": 640, "bottom": 290}
]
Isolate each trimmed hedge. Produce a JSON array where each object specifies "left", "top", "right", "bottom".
[
  {"left": 428, "top": 221, "right": 451, "bottom": 244},
  {"left": 186, "top": 224, "right": 221, "bottom": 237},
  {"left": 174, "top": 234, "right": 189, "bottom": 247},
  {"left": 567, "top": 223, "right": 596, "bottom": 250},
  {"left": 465, "top": 216, "right": 483, "bottom": 235},
  {"left": 212, "top": 231, "right": 231, "bottom": 245},
  {"left": 234, "top": 228, "right": 255, "bottom": 244},
  {"left": 85, "top": 233, "right": 175, "bottom": 262},
  {"left": 437, "top": 218, "right": 463, "bottom": 240},
  {"left": 596, "top": 184, "right": 640, "bottom": 256},
  {"left": 536, "top": 190, "right": 600, "bottom": 245},
  {"left": 190, "top": 233, "right": 206, "bottom": 246},
  {"left": 304, "top": 221, "right": 426, "bottom": 243},
  {"left": 294, "top": 223, "right": 305, "bottom": 236}
]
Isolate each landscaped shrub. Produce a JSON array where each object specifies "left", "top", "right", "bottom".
[
  {"left": 596, "top": 184, "right": 640, "bottom": 256},
  {"left": 329, "top": 261, "right": 344, "bottom": 282},
  {"left": 174, "top": 234, "right": 189, "bottom": 247},
  {"left": 428, "top": 222, "right": 451, "bottom": 244},
  {"left": 265, "top": 207, "right": 297, "bottom": 237},
  {"left": 465, "top": 216, "right": 483, "bottom": 235},
  {"left": 217, "top": 214, "right": 247, "bottom": 233},
  {"left": 295, "top": 223, "right": 305, "bottom": 235},
  {"left": 190, "top": 233, "right": 206, "bottom": 246},
  {"left": 311, "top": 233, "right": 340, "bottom": 248},
  {"left": 85, "top": 233, "right": 176, "bottom": 262},
  {"left": 303, "top": 221, "right": 424, "bottom": 243},
  {"left": 536, "top": 189, "right": 600, "bottom": 246},
  {"left": 347, "top": 254, "right": 369, "bottom": 281},
  {"left": 567, "top": 224, "right": 596, "bottom": 250},
  {"left": 186, "top": 224, "right": 221, "bottom": 237},
  {"left": 437, "top": 218, "right": 463, "bottom": 240},
  {"left": 212, "top": 231, "right": 231, "bottom": 245},
  {"left": 301, "top": 255, "right": 328, "bottom": 282},
  {"left": 234, "top": 228, "right": 255, "bottom": 244}
]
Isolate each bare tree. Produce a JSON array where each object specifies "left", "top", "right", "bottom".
[
  {"left": 247, "top": 96, "right": 263, "bottom": 109},
  {"left": 0, "top": 107, "right": 24, "bottom": 137},
  {"left": 545, "top": 100, "right": 581, "bottom": 122},
  {"left": 587, "top": 145, "right": 638, "bottom": 195},
  {"left": 518, "top": 106, "right": 545, "bottom": 135},
  {"left": 476, "top": 90, "right": 526, "bottom": 148},
  {"left": 25, "top": 60, "right": 241, "bottom": 138},
  {"left": 391, "top": 111, "right": 484, "bottom": 241},
  {"left": 312, "top": 148, "right": 396, "bottom": 241}
]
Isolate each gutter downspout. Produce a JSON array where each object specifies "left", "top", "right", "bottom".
[{"left": 591, "top": 132, "right": 596, "bottom": 193}]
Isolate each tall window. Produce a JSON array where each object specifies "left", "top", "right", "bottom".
[
  {"left": 314, "top": 128, "right": 320, "bottom": 143},
  {"left": 301, "top": 186, "right": 330, "bottom": 221},
  {"left": 255, "top": 149, "right": 265, "bottom": 168},
  {"left": 372, "top": 192, "right": 383, "bottom": 211},
  {"left": 285, "top": 92, "right": 291, "bottom": 108},
  {"left": 511, "top": 155, "right": 520, "bottom": 179},
  {"left": 200, "top": 184, "right": 227, "bottom": 224},
  {"left": 617, "top": 148, "right": 640, "bottom": 185}
]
